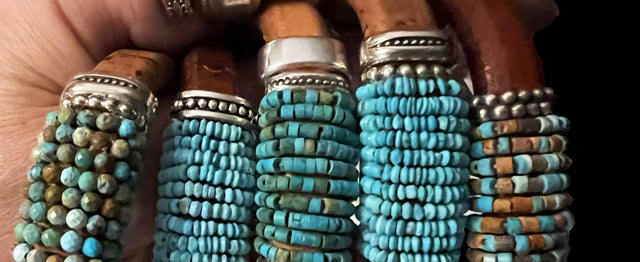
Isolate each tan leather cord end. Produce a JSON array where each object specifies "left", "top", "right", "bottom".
[
  {"left": 182, "top": 46, "right": 240, "bottom": 96},
  {"left": 93, "top": 49, "right": 174, "bottom": 93},
  {"left": 259, "top": 1, "right": 328, "bottom": 41},
  {"left": 347, "top": 0, "right": 439, "bottom": 38},
  {"left": 434, "top": 0, "right": 544, "bottom": 94}
]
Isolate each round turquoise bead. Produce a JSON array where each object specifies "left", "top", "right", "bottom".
[
  {"left": 46, "top": 111, "right": 60, "bottom": 126},
  {"left": 61, "top": 167, "right": 81, "bottom": 187},
  {"left": 105, "top": 221, "right": 122, "bottom": 240},
  {"left": 86, "top": 215, "right": 107, "bottom": 235},
  {"left": 66, "top": 209, "right": 88, "bottom": 229},
  {"left": 41, "top": 228, "right": 62, "bottom": 247},
  {"left": 94, "top": 152, "right": 115, "bottom": 173},
  {"left": 26, "top": 249, "right": 48, "bottom": 262},
  {"left": 28, "top": 181, "right": 45, "bottom": 201},
  {"left": 97, "top": 174, "right": 118, "bottom": 195},
  {"left": 18, "top": 200, "right": 32, "bottom": 219},
  {"left": 96, "top": 112, "right": 121, "bottom": 131},
  {"left": 22, "top": 223, "right": 41, "bottom": 245},
  {"left": 56, "top": 143, "right": 78, "bottom": 164},
  {"left": 119, "top": 119, "right": 137, "bottom": 138},
  {"left": 62, "top": 188, "right": 82, "bottom": 209},
  {"left": 74, "top": 148, "right": 94, "bottom": 169},
  {"left": 76, "top": 109, "right": 97, "bottom": 128},
  {"left": 57, "top": 107, "right": 76, "bottom": 124},
  {"left": 78, "top": 171, "right": 98, "bottom": 192},
  {"left": 47, "top": 205, "right": 68, "bottom": 225},
  {"left": 14, "top": 221, "right": 28, "bottom": 242},
  {"left": 60, "top": 230, "right": 83, "bottom": 252},
  {"left": 12, "top": 243, "right": 30, "bottom": 262},
  {"left": 64, "top": 254, "right": 85, "bottom": 262},
  {"left": 29, "top": 201, "right": 47, "bottom": 222},
  {"left": 82, "top": 237, "right": 103, "bottom": 258},
  {"left": 28, "top": 164, "right": 44, "bottom": 181},
  {"left": 37, "top": 142, "right": 59, "bottom": 162},
  {"left": 72, "top": 127, "right": 92, "bottom": 148},
  {"left": 55, "top": 124, "right": 75, "bottom": 143}
]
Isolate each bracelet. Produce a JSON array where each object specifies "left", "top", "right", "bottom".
[
  {"left": 360, "top": 130, "right": 469, "bottom": 151},
  {"left": 158, "top": 181, "right": 254, "bottom": 206},
  {"left": 259, "top": 88, "right": 356, "bottom": 113},
  {"left": 254, "top": 237, "right": 352, "bottom": 262},
  {"left": 358, "top": 208, "right": 464, "bottom": 237},
  {"left": 356, "top": 75, "right": 464, "bottom": 99},
  {"left": 471, "top": 115, "right": 570, "bottom": 140},
  {"left": 467, "top": 210, "right": 574, "bottom": 235},
  {"left": 259, "top": 121, "right": 360, "bottom": 148},
  {"left": 466, "top": 247, "right": 569, "bottom": 262},
  {"left": 361, "top": 242, "right": 460, "bottom": 262},
  {"left": 255, "top": 207, "right": 356, "bottom": 234},
  {"left": 154, "top": 231, "right": 250, "bottom": 255},
  {"left": 256, "top": 222, "right": 352, "bottom": 250},
  {"left": 160, "top": 148, "right": 255, "bottom": 172},
  {"left": 158, "top": 164, "right": 255, "bottom": 189},
  {"left": 259, "top": 104, "right": 357, "bottom": 130},
  {"left": 256, "top": 137, "right": 360, "bottom": 164},
  {"left": 470, "top": 134, "right": 568, "bottom": 158},
  {"left": 360, "top": 176, "right": 469, "bottom": 203},
  {"left": 256, "top": 157, "right": 359, "bottom": 181},
  {"left": 361, "top": 148, "right": 470, "bottom": 167},
  {"left": 155, "top": 213, "right": 250, "bottom": 238},
  {"left": 362, "top": 230, "right": 464, "bottom": 253},
  {"left": 257, "top": 174, "right": 359, "bottom": 199},
  {"left": 361, "top": 195, "right": 468, "bottom": 221},
  {"left": 360, "top": 115, "right": 470, "bottom": 133},
  {"left": 470, "top": 153, "right": 572, "bottom": 177},
  {"left": 469, "top": 173, "right": 571, "bottom": 195},
  {"left": 163, "top": 118, "right": 256, "bottom": 145},
  {"left": 254, "top": 192, "right": 355, "bottom": 217},
  {"left": 470, "top": 193, "right": 573, "bottom": 214},
  {"left": 357, "top": 96, "right": 469, "bottom": 117},
  {"left": 472, "top": 101, "right": 554, "bottom": 122},
  {"left": 472, "top": 88, "right": 556, "bottom": 108},
  {"left": 162, "top": 135, "right": 254, "bottom": 158},
  {"left": 156, "top": 198, "right": 251, "bottom": 222},
  {"left": 361, "top": 164, "right": 470, "bottom": 186},
  {"left": 467, "top": 232, "right": 569, "bottom": 253}
]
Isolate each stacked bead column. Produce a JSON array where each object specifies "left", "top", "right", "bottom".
[
  {"left": 253, "top": 2, "right": 360, "bottom": 261},
  {"left": 12, "top": 50, "right": 172, "bottom": 261},
  {"left": 433, "top": 0, "right": 575, "bottom": 260},
  {"left": 153, "top": 48, "right": 258, "bottom": 262}
]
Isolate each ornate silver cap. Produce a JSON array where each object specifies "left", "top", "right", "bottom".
[
  {"left": 170, "top": 90, "right": 259, "bottom": 131},
  {"left": 360, "top": 30, "right": 454, "bottom": 70},
  {"left": 162, "top": 0, "right": 261, "bottom": 19},
  {"left": 60, "top": 73, "right": 158, "bottom": 128},
  {"left": 258, "top": 37, "right": 349, "bottom": 81}
]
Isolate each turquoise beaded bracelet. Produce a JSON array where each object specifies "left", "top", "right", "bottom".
[
  {"left": 159, "top": 181, "right": 254, "bottom": 206},
  {"left": 361, "top": 195, "right": 468, "bottom": 220},
  {"left": 471, "top": 115, "right": 570, "bottom": 140},
  {"left": 466, "top": 231, "right": 569, "bottom": 253},
  {"left": 360, "top": 115, "right": 470, "bottom": 133},
  {"left": 259, "top": 104, "right": 357, "bottom": 129},
  {"left": 257, "top": 157, "right": 359, "bottom": 181},
  {"left": 154, "top": 231, "right": 251, "bottom": 255},
  {"left": 361, "top": 242, "right": 461, "bottom": 262},
  {"left": 254, "top": 191, "right": 355, "bottom": 217},
  {"left": 160, "top": 148, "right": 254, "bottom": 172},
  {"left": 156, "top": 213, "right": 250, "bottom": 238},
  {"left": 163, "top": 135, "right": 255, "bottom": 158},
  {"left": 470, "top": 153, "right": 572, "bottom": 177},
  {"left": 355, "top": 77, "right": 464, "bottom": 99},
  {"left": 164, "top": 119, "right": 255, "bottom": 144},
  {"left": 156, "top": 198, "right": 251, "bottom": 222},
  {"left": 256, "top": 137, "right": 360, "bottom": 164},
  {"left": 259, "top": 88, "right": 357, "bottom": 112},
  {"left": 361, "top": 164, "right": 470, "bottom": 186},
  {"left": 469, "top": 173, "right": 571, "bottom": 195},
  {"left": 466, "top": 210, "right": 574, "bottom": 235},
  {"left": 466, "top": 247, "right": 569, "bottom": 262},
  {"left": 255, "top": 207, "right": 356, "bottom": 234},
  {"left": 357, "top": 96, "right": 469, "bottom": 117},
  {"left": 360, "top": 147, "right": 471, "bottom": 167},
  {"left": 359, "top": 208, "right": 465, "bottom": 237},
  {"left": 257, "top": 174, "right": 360, "bottom": 199},
  {"left": 256, "top": 222, "right": 353, "bottom": 250},
  {"left": 360, "top": 176, "right": 469, "bottom": 203},
  {"left": 158, "top": 164, "right": 255, "bottom": 189},
  {"left": 362, "top": 230, "right": 464, "bottom": 253},
  {"left": 254, "top": 237, "right": 352, "bottom": 262},
  {"left": 360, "top": 130, "right": 470, "bottom": 151},
  {"left": 259, "top": 121, "right": 361, "bottom": 148}
]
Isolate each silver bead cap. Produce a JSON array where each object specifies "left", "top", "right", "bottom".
[
  {"left": 264, "top": 71, "right": 352, "bottom": 95},
  {"left": 360, "top": 30, "right": 454, "bottom": 69},
  {"left": 61, "top": 73, "right": 158, "bottom": 128},
  {"left": 258, "top": 37, "right": 349, "bottom": 81},
  {"left": 171, "top": 90, "right": 259, "bottom": 132}
]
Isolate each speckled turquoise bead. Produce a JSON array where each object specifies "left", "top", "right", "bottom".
[
  {"left": 160, "top": 149, "right": 253, "bottom": 173},
  {"left": 26, "top": 248, "right": 48, "bottom": 262},
  {"left": 28, "top": 181, "right": 45, "bottom": 201},
  {"left": 12, "top": 243, "right": 30, "bottom": 262},
  {"left": 260, "top": 88, "right": 357, "bottom": 112},
  {"left": 360, "top": 115, "right": 470, "bottom": 133},
  {"left": 361, "top": 147, "right": 470, "bottom": 167},
  {"left": 113, "top": 161, "right": 131, "bottom": 182},
  {"left": 66, "top": 208, "right": 88, "bottom": 229},
  {"left": 358, "top": 96, "right": 469, "bottom": 117},
  {"left": 37, "top": 142, "right": 59, "bottom": 162},
  {"left": 158, "top": 231, "right": 251, "bottom": 255},
  {"left": 157, "top": 198, "right": 250, "bottom": 222},
  {"left": 56, "top": 143, "right": 78, "bottom": 164},
  {"left": 93, "top": 152, "right": 115, "bottom": 173},
  {"left": 56, "top": 124, "right": 75, "bottom": 143},
  {"left": 29, "top": 201, "right": 47, "bottom": 222},
  {"left": 119, "top": 119, "right": 137, "bottom": 138},
  {"left": 256, "top": 174, "right": 359, "bottom": 199},
  {"left": 256, "top": 207, "right": 355, "bottom": 234},
  {"left": 254, "top": 191, "right": 355, "bottom": 217},
  {"left": 57, "top": 107, "right": 76, "bottom": 125},
  {"left": 359, "top": 208, "right": 464, "bottom": 237},
  {"left": 61, "top": 167, "right": 81, "bottom": 187},
  {"left": 259, "top": 104, "right": 357, "bottom": 129},
  {"left": 360, "top": 176, "right": 469, "bottom": 203},
  {"left": 361, "top": 195, "right": 468, "bottom": 220},
  {"left": 47, "top": 205, "right": 68, "bottom": 225},
  {"left": 46, "top": 111, "right": 60, "bottom": 126},
  {"left": 72, "top": 126, "right": 93, "bottom": 148},
  {"left": 82, "top": 237, "right": 103, "bottom": 258},
  {"left": 62, "top": 188, "right": 82, "bottom": 209},
  {"left": 60, "top": 230, "right": 83, "bottom": 252},
  {"left": 41, "top": 228, "right": 62, "bottom": 248},
  {"left": 77, "top": 171, "right": 98, "bottom": 192},
  {"left": 28, "top": 164, "right": 44, "bottom": 182},
  {"left": 259, "top": 121, "right": 360, "bottom": 148},
  {"left": 97, "top": 174, "right": 118, "bottom": 195},
  {"left": 257, "top": 222, "right": 352, "bottom": 249},
  {"left": 361, "top": 242, "right": 461, "bottom": 262},
  {"left": 96, "top": 112, "right": 121, "bottom": 131},
  {"left": 471, "top": 115, "right": 570, "bottom": 140},
  {"left": 362, "top": 230, "right": 464, "bottom": 253},
  {"left": 22, "top": 223, "right": 42, "bottom": 245},
  {"left": 86, "top": 214, "right": 107, "bottom": 235},
  {"left": 111, "top": 139, "right": 130, "bottom": 159},
  {"left": 254, "top": 237, "right": 351, "bottom": 262},
  {"left": 161, "top": 136, "right": 253, "bottom": 157},
  {"left": 256, "top": 137, "right": 360, "bottom": 164},
  {"left": 14, "top": 220, "right": 28, "bottom": 242},
  {"left": 467, "top": 232, "right": 569, "bottom": 253},
  {"left": 76, "top": 109, "right": 97, "bottom": 128},
  {"left": 467, "top": 210, "right": 574, "bottom": 235},
  {"left": 360, "top": 130, "right": 469, "bottom": 151},
  {"left": 74, "top": 148, "right": 94, "bottom": 169},
  {"left": 361, "top": 164, "right": 470, "bottom": 186},
  {"left": 155, "top": 213, "right": 250, "bottom": 238},
  {"left": 257, "top": 157, "right": 358, "bottom": 180},
  {"left": 470, "top": 153, "right": 572, "bottom": 177},
  {"left": 469, "top": 173, "right": 570, "bottom": 195},
  {"left": 356, "top": 77, "right": 463, "bottom": 99}
]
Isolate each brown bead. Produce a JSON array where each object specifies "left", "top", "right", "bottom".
[
  {"left": 46, "top": 255, "right": 64, "bottom": 262},
  {"left": 94, "top": 152, "right": 115, "bottom": 173},
  {"left": 42, "top": 125, "right": 58, "bottom": 143},
  {"left": 44, "top": 184, "right": 65, "bottom": 206},
  {"left": 101, "top": 198, "right": 121, "bottom": 219},
  {"left": 493, "top": 198, "right": 512, "bottom": 213},
  {"left": 494, "top": 157, "right": 513, "bottom": 175},
  {"left": 511, "top": 196, "right": 533, "bottom": 214},
  {"left": 481, "top": 216, "right": 505, "bottom": 234},
  {"left": 519, "top": 216, "right": 541, "bottom": 233},
  {"left": 495, "top": 178, "right": 513, "bottom": 195},
  {"left": 90, "top": 131, "right": 113, "bottom": 153},
  {"left": 528, "top": 234, "right": 546, "bottom": 251},
  {"left": 42, "top": 163, "right": 62, "bottom": 184},
  {"left": 81, "top": 192, "right": 104, "bottom": 213}
]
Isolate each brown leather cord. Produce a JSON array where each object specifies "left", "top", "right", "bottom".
[
  {"left": 346, "top": 0, "right": 439, "bottom": 38},
  {"left": 93, "top": 49, "right": 173, "bottom": 93},
  {"left": 429, "top": 0, "right": 544, "bottom": 95},
  {"left": 182, "top": 46, "right": 240, "bottom": 96},
  {"left": 259, "top": 1, "right": 328, "bottom": 41}
]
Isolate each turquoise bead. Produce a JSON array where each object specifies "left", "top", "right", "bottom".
[
  {"left": 74, "top": 148, "right": 93, "bottom": 169},
  {"left": 26, "top": 249, "right": 48, "bottom": 261},
  {"left": 47, "top": 205, "right": 68, "bottom": 225},
  {"left": 28, "top": 181, "right": 45, "bottom": 201},
  {"left": 22, "top": 223, "right": 41, "bottom": 245},
  {"left": 94, "top": 152, "right": 115, "bottom": 173},
  {"left": 46, "top": 111, "right": 60, "bottom": 126},
  {"left": 14, "top": 221, "right": 27, "bottom": 242},
  {"left": 41, "top": 228, "right": 62, "bottom": 247},
  {"left": 105, "top": 220, "right": 122, "bottom": 240},
  {"left": 28, "top": 164, "right": 44, "bottom": 181},
  {"left": 62, "top": 188, "right": 82, "bottom": 209},
  {"left": 96, "top": 112, "right": 121, "bottom": 131},
  {"left": 78, "top": 171, "right": 98, "bottom": 192},
  {"left": 61, "top": 167, "right": 81, "bottom": 187},
  {"left": 60, "top": 230, "right": 83, "bottom": 252},
  {"left": 57, "top": 107, "right": 76, "bottom": 124},
  {"left": 29, "top": 201, "right": 47, "bottom": 222},
  {"left": 56, "top": 124, "right": 75, "bottom": 143},
  {"left": 57, "top": 143, "right": 78, "bottom": 164},
  {"left": 86, "top": 215, "right": 107, "bottom": 235},
  {"left": 18, "top": 200, "right": 32, "bottom": 219},
  {"left": 37, "top": 142, "right": 59, "bottom": 162},
  {"left": 66, "top": 209, "right": 88, "bottom": 229},
  {"left": 64, "top": 254, "right": 85, "bottom": 262},
  {"left": 97, "top": 174, "right": 118, "bottom": 195},
  {"left": 119, "top": 119, "right": 137, "bottom": 138},
  {"left": 82, "top": 237, "right": 103, "bottom": 258},
  {"left": 76, "top": 109, "right": 97, "bottom": 128},
  {"left": 12, "top": 243, "right": 30, "bottom": 262}
]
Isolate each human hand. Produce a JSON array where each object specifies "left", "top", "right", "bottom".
[{"left": 0, "top": 1, "right": 211, "bottom": 260}]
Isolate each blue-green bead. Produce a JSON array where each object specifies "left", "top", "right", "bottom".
[
  {"left": 76, "top": 109, "right": 97, "bottom": 128},
  {"left": 62, "top": 188, "right": 82, "bottom": 209},
  {"left": 46, "top": 111, "right": 60, "bottom": 126},
  {"left": 61, "top": 167, "right": 81, "bottom": 187},
  {"left": 82, "top": 237, "right": 103, "bottom": 258},
  {"left": 28, "top": 181, "right": 45, "bottom": 201},
  {"left": 60, "top": 230, "right": 83, "bottom": 252},
  {"left": 22, "top": 223, "right": 42, "bottom": 245},
  {"left": 105, "top": 220, "right": 122, "bottom": 240},
  {"left": 119, "top": 119, "right": 137, "bottom": 138},
  {"left": 56, "top": 124, "right": 75, "bottom": 143},
  {"left": 78, "top": 171, "right": 98, "bottom": 192},
  {"left": 12, "top": 243, "right": 30, "bottom": 262},
  {"left": 29, "top": 201, "right": 47, "bottom": 222},
  {"left": 72, "top": 126, "right": 92, "bottom": 148},
  {"left": 57, "top": 107, "right": 76, "bottom": 125},
  {"left": 113, "top": 161, "right": 131, "bottom": 182},
  {"left": 94, "top": 152, "right": 115, "bottom": 173},
  {"left": 41, "top": 228, "right": 62, "bottom": 247},
  {"left": 97, "top": 174, "right": 118, "bottom": 195},
  {"left": 111, "top": 139, "right": 130, "bottom": 159},
  {"left": 66, "top": 209, "right": 88, "bottom": 229},
  {"left": 47, "top": 205, "right": 68, "bottom": 225},
  {"left": 74, "top": 149, "right": 94, "bottom": 169},
  {"left": 64, "top": 254, "right": 85, "bottom": 262},
  {"left": 57, "top": 143, "right": 78, "bottom": 164},
  {"left": 38, "top": 142, "right": 59, "bottom": 162},
  {"left": 96, "top": 112, "right": 121, "bottom": 131},
  {"left": 86, "top": 214, "right": 107, "bottom": 235},
  {"left": 28, "top": 164, "right": 44, "bottom": 181},
  {"left": 14, "top": 221, "right": 28, "bottom": 242}
]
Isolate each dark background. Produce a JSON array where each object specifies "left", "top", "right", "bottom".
[{"left": 196, "top": 0, "right": 596, "bottom": 260}]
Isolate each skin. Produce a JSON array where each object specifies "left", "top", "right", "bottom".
[{"left": 0, "top": 1, "right": 209, "bottom": 260}]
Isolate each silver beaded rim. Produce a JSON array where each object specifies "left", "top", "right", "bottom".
[
  {"left": 471, "top": 88, "right": 557, "bottom": 122},
  {"left": 162, "top": 0, "right": 193, "bottom": 18},
  {"left": 170, "top": 91, "right": 259, "bottom": 131},
  {"left": 61, "top": 73, "right": 158, "bottom": 129},
  {"left": 265, "top": 72, "right": 352, "bottom": 94},
  {"left": 360, "top": 31, "right": 454, "bottom": 69}
]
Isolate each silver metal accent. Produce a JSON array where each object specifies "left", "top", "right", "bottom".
[
  {"left": 171, "top": 90, "right": 258, "bottom": 131},
  {"left": 492, "top": 105, "right": 509, "bottom": 120},
  {"left": 500, "top": 91, "right": 517, "bottom": 105},
  {"left": 258, "top": 37, "right": 349, "bottom": 81},
  {"left": 360, "top": 31, "right": 454, "bottom": 69},
  {"left": 200, "top": 0, "right": 261, "bottom": 19},
  {"left": 162, "top": 0, "right": 193, "bottom": 18},
  {"left": 511, "top": 104, "right": 527, "bottom": 118},
  {"left": 526, "top": 103, "right": 541, "bottom": 116},
  {"left": 540, "top": 102, "right": 552, "bottom": 115},
  {"left": 532, "top": 88, "right": 545, "bottom": 102},
  {"left": 517, "top": 90, "right": 531, "bottom": 103},
  {"left": 61, "top": 73, "right": 158, "bottom": 128},
  {"left": 477, "top": 108, "right": 490, "bottom": 122},
  {"left": 264, "top": 71, "right": 351, "bottom": 94},
  {"left": 483, "top": 94, "right": 498, "bottom": 107},
  {"left": 176, "top": 110, "right": 258, "bottom": 132},
  {"left": 197, "top": 98, "right": 207, "bottom": 109}
]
